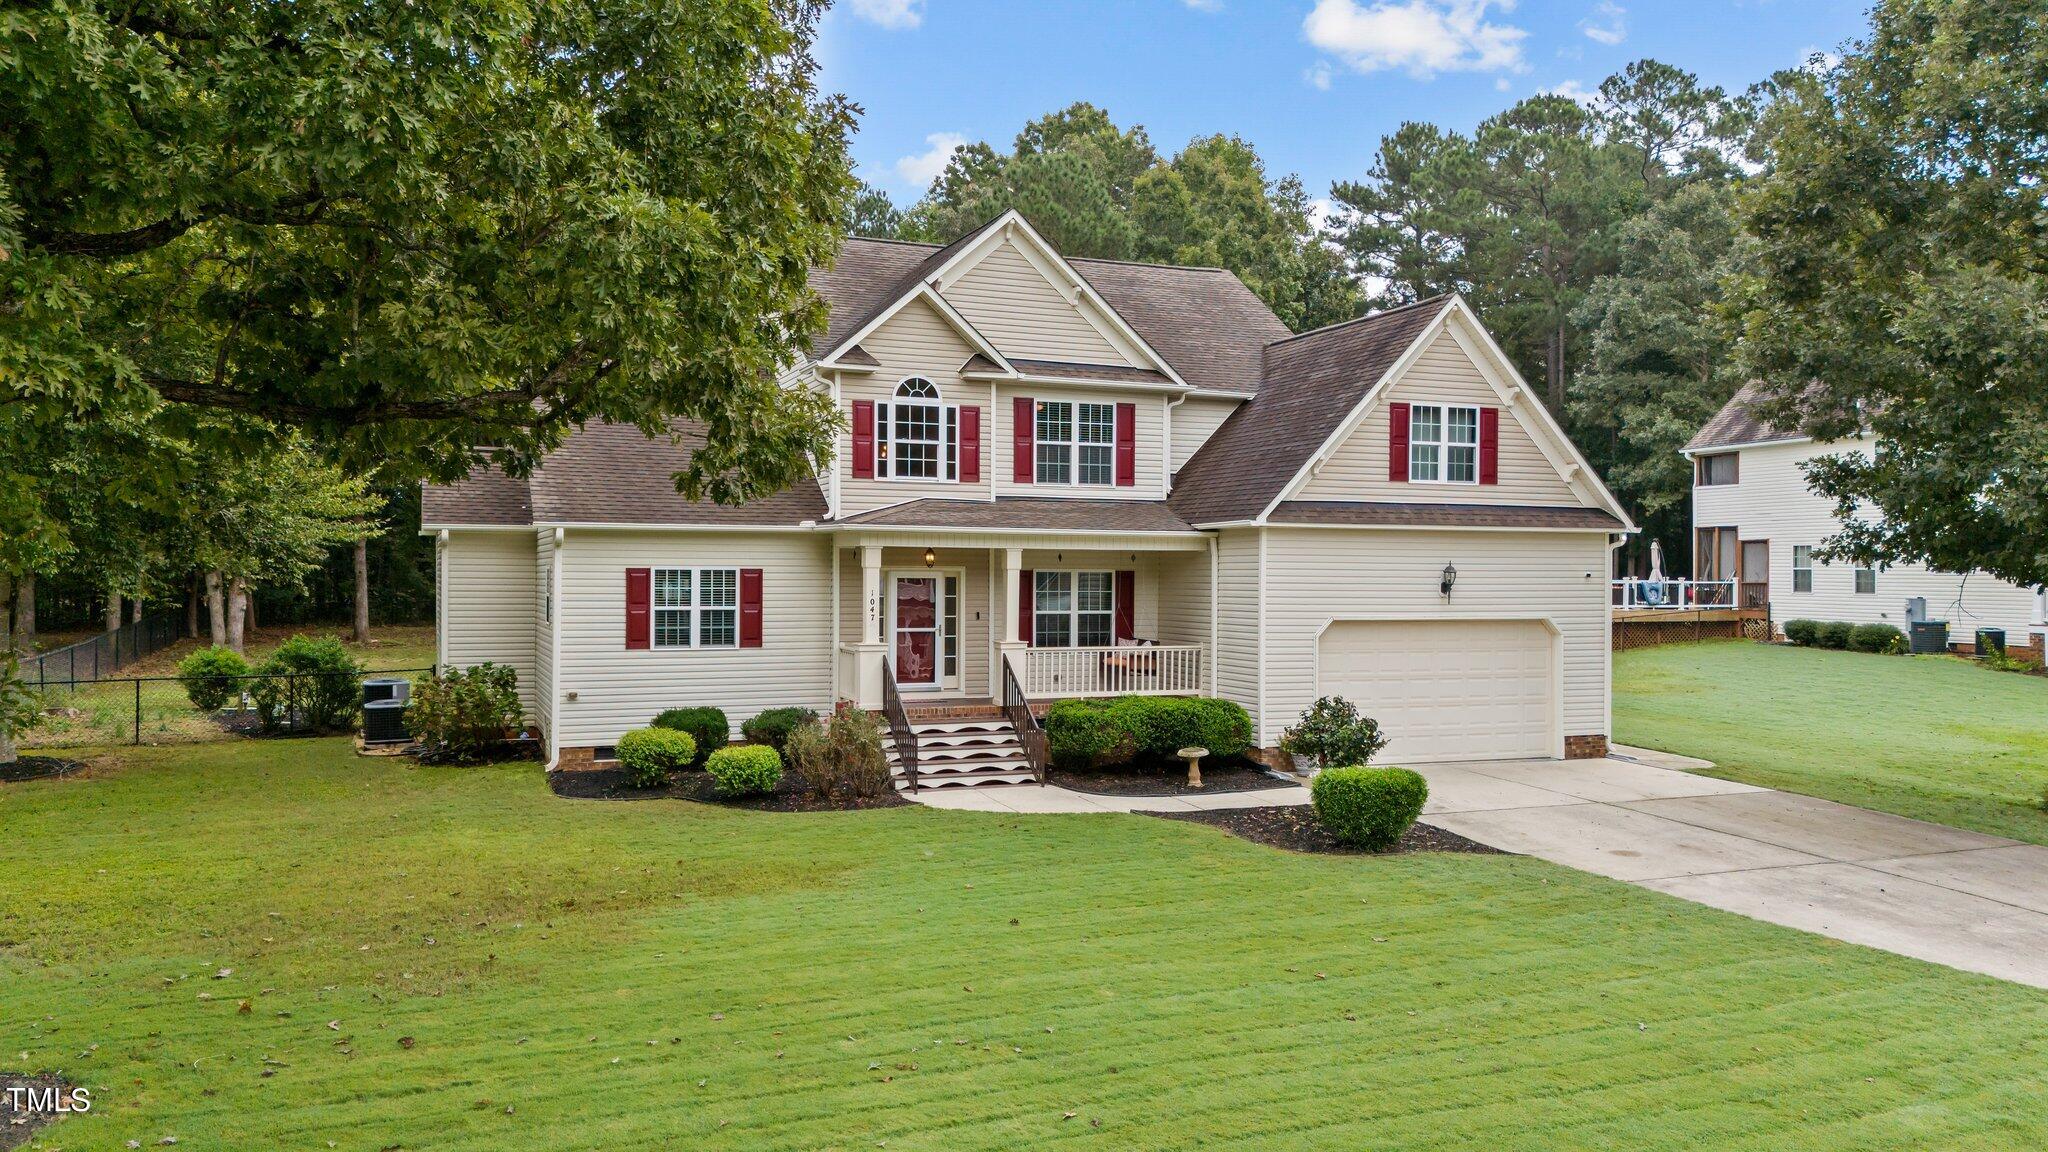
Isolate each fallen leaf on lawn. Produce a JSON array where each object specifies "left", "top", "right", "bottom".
[
  {"left": 327, "top": 1021, "right": 340, "bottom": 1030},
  {"left": 213, "top": 969, "right": 232, "bottom": 979},
  {"left": 1062, "top": 1111, "right": 1076, "bottom": 1121},
  {"left": 237, "top": 1001, "right": 251, "bottom": 1015},
  {"left": 399, "top": 1036, "right": 415, "bottom": 1049}
]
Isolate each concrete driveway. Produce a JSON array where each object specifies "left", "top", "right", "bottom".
[{"left": 1420, "top": 748, "right": 2048, "bottom": 989}]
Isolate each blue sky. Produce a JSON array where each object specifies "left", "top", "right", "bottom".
[{"left": 817, "top": 0, "right": 1871, "bottom": 209}]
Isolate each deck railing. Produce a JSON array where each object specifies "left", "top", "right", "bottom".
[
  {"left": 1020, "top": 644, "right": 1203, "bottom": 697},
  {"left": 1611, "top": 578, "right": 1738, "bottom": 610}
]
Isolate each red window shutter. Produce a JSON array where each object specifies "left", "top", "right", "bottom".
[
  {"left": 1018, "top": 569, "right": 1034, "bottom": 644},
  {"left": 1388, "top": 402, "right": 1411, "bottom": 483},
  {"left": 739, "top": 568, "right": 763, "bottom": 648},
  {"left": 1114, "top": 570, "right": 1136, "bottom": 641},
  {"left": 625, "top": 568, "right": 650, "bottom": 650},
  {"left": 851, "top": 401, "right": 874, "bottom": 479},
  {"left": 959, "top": 405, "right": 981, "bottom": 482},
  {"left": 1479, "top": 407, "right": 1500, "bottom": 485},
  {"left": 1012, "top": 396, "right": 1034, "bottom": 483},
  {"left": 1114, "top": 402, "right": 1136, "bottom": 487}
]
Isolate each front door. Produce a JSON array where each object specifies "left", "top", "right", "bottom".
[{"left": 891, "top": 576, "right": 940, "bottom": 686}]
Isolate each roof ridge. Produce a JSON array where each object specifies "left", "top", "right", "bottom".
[
  {"left": 1262, "top": 294, "right": 1452, "bottom": 348},
  {"left": 1069, "top": 254, "right": 1231, "bottom": 273},
  {"left": 840, "top": 235, "right": 943, "bottom": 251}
]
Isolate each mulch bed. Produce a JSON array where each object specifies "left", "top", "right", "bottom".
[
  {"left": 0, "top": 756, "right": 86, "bottom": 784},
  {"left": 1152, "top": 805, "right": 1509, "bottom": 856},
  {"left": 1, "top": 1074, "right": 74, "bottom": 1150},
  {"left": 549, "top": 765, "right": 909, "bottom": 811},
  {"left": 1052, "top": 761, "right": 1292, "bottom": 797}
]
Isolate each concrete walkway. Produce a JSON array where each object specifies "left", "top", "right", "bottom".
[
  {"left": 907, "top": 779, "right": 1309, "bottom": 814},
  {"left": 1418, "top": 752, "right": 2048, "bottom": 989}
]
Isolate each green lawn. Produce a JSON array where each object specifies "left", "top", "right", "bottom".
[
  {"left": 1616, "top": 641, "right": 2048, "bottom": 845},
  {"left": 4, "top": 740, "right": 2046, "bottom": 1150}
]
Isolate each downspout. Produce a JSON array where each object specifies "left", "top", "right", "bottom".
[
  {"left": 434, "top": 530, "right": 448, "bottom": 668},
  {"left": 1165, "top": 393, "right": 1185, "bottom": 496},
  {"left": 1255, "top": 528, "right": 1268, "bottom": 750},
  {"left": 547, "top": 527, "right": 564, "bottom": 771},
  {"left": 1605, "top": 532, "right": 1627, "bottom": 748},
  {"left": 829, "top": 534, "right": 841, "bottom": 703}
]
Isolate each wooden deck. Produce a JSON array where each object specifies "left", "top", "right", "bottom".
[
  {"left": 1613, "top": 607, "right": 1767, "bottom": 623},
  {"left": 1613, "top": 607, "right": 1771, "bottom": 650}
]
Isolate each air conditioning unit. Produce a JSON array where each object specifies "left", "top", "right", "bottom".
[
  {"left": 362, "top": 677, "right": 412, "bottom": 705},
  {"left": 363, "top": 699, "right": 411, "bottom": 745}
]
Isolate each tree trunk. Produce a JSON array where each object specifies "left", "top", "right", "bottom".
[
  {"left": 132, "top": 595, "right": 144, "bottom": 624},
  {"left": 105, "top": 591, "right": 123, "bottom": 633},
  {"left": 244, "top": 590, "right": 257, "bottom": 635},
  {"left": 185, "top": 574, "right": 200, "bottom": 639},
  {"left": 352, "top": 538, "right": 371, "bottom": 644},
  {"left": 206, "top": 571, "right": 227, "bottom": 647},
  {"left": 1546, "top": 324, "right": 1567, "bottom": 411},
  {"left": 16, "top": 573, "right": 34, "bottom": 648},
  {"left": 0, "top": 577, "right": 14, "bottom": 766},
  {"left": 225, "top": 578, "right": 249, "bottom": 654}
]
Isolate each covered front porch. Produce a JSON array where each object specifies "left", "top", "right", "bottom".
[{"left": 829, "top": 531, "right": 1214, "bottom": 711}]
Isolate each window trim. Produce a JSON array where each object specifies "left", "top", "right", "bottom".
[
  {"left": 1792, "top": 545, "right": 1814, "bottom": 593},
  {"left": 1408, "top": 402, "right": 1480, "bottom": 485},
  {"left": 875, "top": 378, "right": 958, "bottom": 483},
  {"left": 1033, "top": 399, "right": 1117, "bottom": 487},
  {"left": 1854, "top": 565, "right": 1877, "bottom": 595},
  {"left": 1031, "top": 569, "right": 1118, "bottom": 648},
  {"left": 1695, "top": 452, "right": 1739, "bottom": 486},
  {"left": 650, "top": 565, "right": 740, "bottom": 649}
]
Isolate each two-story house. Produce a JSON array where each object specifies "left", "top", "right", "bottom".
[
  {"left": 425, "top": 212, "right": 1636, "bottom": 784},
  {"left": 1685, "top": 383, "right": 2045, "bottom": 649}
]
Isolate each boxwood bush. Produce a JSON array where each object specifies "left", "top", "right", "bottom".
[
  {"left": 740, "top": 707, "right": 817, "bottom": 753},
  {"left": 652, "top": 706, "right": 727, "bottom": 767},
  {"left": 1043, "top": 696, "right": 1252, "bottom": 769},
  {"left": 1849, "top": 623, "right": 1906, "bottom": 654},
  {"left": 1815, "top": 620, "right": 1855, "bottom": 650},
  {"left": 617, "top": 727, "right": 696, "bottom": 788},
  {"left": 1782, "top": 619, "right": 1820, "bottom": 646},
  {"left": 706, "top": 744, "right": 783, "bottom": 797},
  {"left": 176, "top": 646, "right": 251, "bottom": 713},
  {"left": 1310, "top": 766, "right": 1429, "bottom": 850}
]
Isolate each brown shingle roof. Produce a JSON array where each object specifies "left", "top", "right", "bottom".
[
  {"left": 1269, "top": 501, "right": 1623, "bottom": 531},
  {"left": 1168, "top": 297, "right": 1453, "bottom": 526},
  {"left": 811, "top": 227, "right": 996, "bottom": 356},
  {"left": 1685, "top": 381, "right": 1797, "bottom": 452},
  {"left": 1005, "top": 358, "right": 1174, "bottom": 386},
  {"left": 832, "top": 497, "right": 1196, "bottom": 533},
  {"left": 422, "top": 420, "right": 826, "bottom": 528}
]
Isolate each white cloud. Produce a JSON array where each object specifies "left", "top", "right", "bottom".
[
  {"left": 1302, "top": 0, "right": 1528, "bottom": 78},
  {"left": 1578, "top": 1, "right": 1626, "bottom": 45},
  {"left": 1495, "top": 76, "right": 1512, "bottom": 91},
  {"left": 849, "top": 0, "right": 924, "bottom": 30},
  {"left": 1544, "top": 79, "right": 1597, "bottom": 105},
  {"left": 1182, "top": 0, "right": 1225, "bottom": 10},
  {"left": 1305, "top": 61, "right": 1334, "bottom": 90},
  {"left": 895, "top": 132, "right": 968, "bottom": 189}
]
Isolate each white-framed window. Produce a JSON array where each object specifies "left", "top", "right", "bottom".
[
  {"left": 1033, "top": 570, "right": 1115, "bottom": 648},
  {"left": 1034, "top": 400, "right": 1116, "bottom": 486},
  {"left": 652, "top": 567, "right": 738, "bottom": 648},
  {"left": 875, "top": 378, "right": 957, "bottom": 482},
  {"left": 1410, "top": 403, "right": 1478, "bottom": 484},
  {"left": 1792, "top": 545, "right": 1814, "bottom": 593},
  {"left": 1854, "top": 565, "right": 1877, "bottom": 595}
]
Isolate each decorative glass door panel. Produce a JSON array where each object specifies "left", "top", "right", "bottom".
[{"left": 893, "top": 578, "right": 939, "bottom": 685}]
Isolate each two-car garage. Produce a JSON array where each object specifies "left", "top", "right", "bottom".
[{"left": 1315, "top": 619, "right": 1560, "bottom": 763}]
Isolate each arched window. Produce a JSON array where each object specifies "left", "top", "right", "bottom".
[{"left": 876, "top": 377, "right": 957, "bottom": 481}]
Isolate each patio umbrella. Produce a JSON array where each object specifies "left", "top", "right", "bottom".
[{"left": 1648, "top": 539, "right": 1666, "bottom": 582}]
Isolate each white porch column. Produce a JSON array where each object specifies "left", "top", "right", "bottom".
[
  {"left": 853, "top": 545, "right": 886, "bottom": 708},
  {"left": 999, "top": 548, "right": 1027, "bottom": 691}
]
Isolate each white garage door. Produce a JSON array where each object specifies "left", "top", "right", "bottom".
[{"left": 1317, "top": 620, "right": 1555, "bottom": 762}]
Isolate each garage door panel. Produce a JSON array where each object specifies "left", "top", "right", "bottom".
[{"left": 1318, "top": 620, "right": 1554, "bottom": 762}]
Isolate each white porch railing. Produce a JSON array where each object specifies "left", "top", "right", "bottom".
[
  {"left": 1611, "top": 578, "right": 1738, "bottom": 610},
  {"left": 1021, "top": 645, "right": 1204, "bottom": 697}
]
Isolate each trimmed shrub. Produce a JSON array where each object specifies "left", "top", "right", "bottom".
[
  {"left": 652, "top": 706, "right": 727, "bottom": 767},
  {"left": 1311, "top": 766, "right": 1429, "bottom": 850},
  {"left": 1044, "top": 696, "right": 1253, "bottom": 769},
  {"left": 707, "top": 745, "right": 783, "bottom": 797},
  {"left": 740, "top": 707, "right": 817, "bottom": 754},
  {"left": 1279, "top": 696, "right": 1388, "bottom": 770},
  {"left": 617, "top": 727, "right": 696, "bottom": 788},
  {"left": 410, "top": 664, "right": 522, "bottom": 762},
  {"left": 1782, "top": 619, "right": 1820, "bottom": 647},
  {"left": 1815, "top": 621, "right": 1855, "bottom": 650},
  {"left": 1849, "top": 623, "right": 1906, "bottom": 654},
  {"left": 177, "top": 646, "right": 251, "bottom": 713},
  {"left": 248, "top": 635, "right": 363, "bottom": 733}
]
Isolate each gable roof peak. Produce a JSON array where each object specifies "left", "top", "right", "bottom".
[{"left": 1263, "top": 293, "right": 1456, "bottom": 350}]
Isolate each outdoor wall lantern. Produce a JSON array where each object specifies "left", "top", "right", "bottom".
[
  {"left": 1439, "top": 563, "right": 1458, "bottom": 597},
  {"left": 923, "top": 547, "right": 937, "bottom": 568}
]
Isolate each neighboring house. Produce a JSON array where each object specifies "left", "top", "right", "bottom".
[
  {"left": 1684, "top": 383, "right": 2045, "bottom": 645},
  {"left": 425, "top": 211, "right": 1635, "bottom": 781}
]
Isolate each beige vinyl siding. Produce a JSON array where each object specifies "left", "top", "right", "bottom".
[
  {"left": 940, "top": 236, "right": 1136, "bottom": 365},
  {"left": 1297, "top": 330, "right": 1579, "bottom": 506},
  {"left": 440, "top": 531, "right": 539, "bottom": 717},
  {"left": 993, "top": 386, "right": 1167, "bottom": 499},
  {"left": 1171, "top": 395, "right": 1243, "bottom": 475},
  {"left": 534, "top": 530, "right": 555, "bottom": 739},
  {"left": 1154, "top": 551, "right": 1211, "bottom": 650},
  {"left": 1211, "top": 529, "right": 1263, "bottom": 725},
  {"left": 1694, "top": 439, "right": 2040, "bottom": 635},
  {"left": 553, "top": 530, "right": 834, "bottom": 748},
  {"left": 1259, "top": 527, "right": 1611, "bottom": 749},
  {"left": 835, "top": 297, "right": 995, "bottom": 515}
]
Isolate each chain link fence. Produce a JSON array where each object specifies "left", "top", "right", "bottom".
[
  {"left": 19, "top": 667, "right": 436, "bottom": 750},
  {"left": 18, "top": 614, "right": 183, "bottom": 686}
]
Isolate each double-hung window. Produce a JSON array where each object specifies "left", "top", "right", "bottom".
[
  {"left": 1033, "top": 571, "right": 1115, "bottom": 647},
  {"left": 875, "top": 379, "right": 957, "bottom": 481},
  {"left": 652, "top": 567, "right": 739, "bottom": 648},
  {"left": 1792, "top": 546, "right": 1814, "bottom": 593},
  {"left": 1409, "top": 404, "right": 1479, "bottom": 483},
  {"left": 1854, "top": 565, "right": 1877, "bottom": 595},
  {"left": 1035, "top": 401, "right": 1116, "bottom": 486}
]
